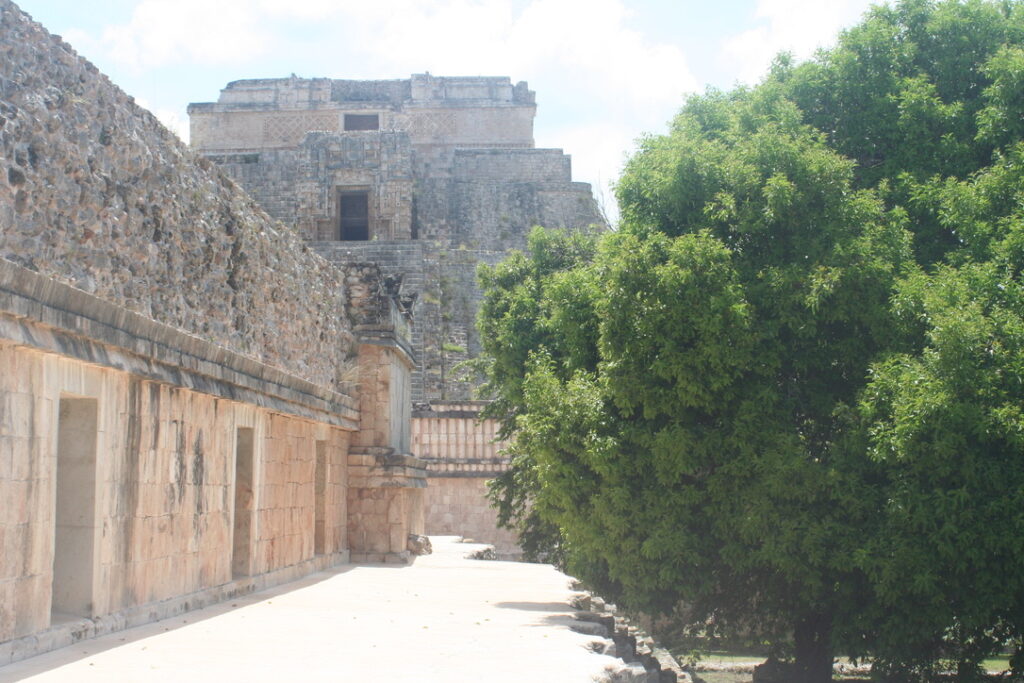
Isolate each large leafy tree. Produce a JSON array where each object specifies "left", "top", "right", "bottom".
[
  {"left": 483, "top": 88, "right": 911, "bottom": 682},
  {"left": 855, "top": 146, "right": 1024, "bottom": 680},
  {"left": 776, "top": 0, "right": 1024, "bottom": 265},
  {"left": 479, "top": 1, "right": 1024, "bottom": 680}
]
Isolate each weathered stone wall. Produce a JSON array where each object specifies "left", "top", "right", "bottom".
[
  {"left": 189, "top": 74, "right": 604, "bottom": 404},
  {"left": 189, "top": 74, "right": 536, "bottom": 153},
  {"left": 188, "top": 70, "right": 604, "bottom": 556},
  {"left": 0, "top": 341, "right": 350, "bottom": 645},
  {"left": 422, "top": 478, "right": 519, "bottom": 554},
  {"left": 0, "top": 0, "right": 356, "bottom": 389},
  {"left": 413, "top": 403, "right": 516, "bottom": 553},
  {"left": 411, "top": 403, "right": 505, "bottom": 462},
  {"left": 316, "top": 242, "right": 430, "bottom": 396},
  {"left": 0, "top": 1, "right": 434, "bottom": 663},
  {"left": 347, "top": 483, "right": 425, "bottom": 563},
  {"left": 353, "top": 343, "right": 412, "bottom": 453},
  {"left": 206, "top": 132, "right": 414, "bottom": 242}
]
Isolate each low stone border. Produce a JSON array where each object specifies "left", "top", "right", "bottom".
[{"left": 568, "top": 591, "right": 695, "bottom": 683}]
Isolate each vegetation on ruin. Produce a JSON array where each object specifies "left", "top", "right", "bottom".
[{"left": 477, "top": 1, "right": 1024, "bottom": 681}]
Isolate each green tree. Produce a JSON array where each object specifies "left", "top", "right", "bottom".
[
  {"left": 479, "top": 1, "right": 1024, "bottom": 679},
  {"left": 481, "top": 88, "right": 911, "bottom": 682},
  {"left": 776, "top": 0, "right": 1024, "bottom": 266},
  {"left": 476, "top": 227, "right": 600, "bottom": 562},
  {"left": 856, "top": 147, "right": 1024, "bottom": 679}
]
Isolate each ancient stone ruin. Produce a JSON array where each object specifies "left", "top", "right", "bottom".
[
  {"left": 188, "top": 74, "right": 605, "bottom": 554},
  {"left": 0, "top": 0, "right": 600, "bottom": 665}
]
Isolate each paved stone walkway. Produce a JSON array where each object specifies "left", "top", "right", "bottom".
[{"left": 1, "top": 538, "right": 620, "bottom": 682}]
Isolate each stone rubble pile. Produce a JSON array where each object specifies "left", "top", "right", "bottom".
[{"left": 570, "top": 591, "right": 695, "bottom": 683}]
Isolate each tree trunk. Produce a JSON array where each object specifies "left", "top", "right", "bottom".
[{"left": 793, "top": 612, "right": 833, "bottom": 683}]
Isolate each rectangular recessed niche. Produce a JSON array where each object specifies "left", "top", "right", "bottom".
[
  {"left": 344, "top": 113, "right": 379, "bottom": 131},
  {"left": 51, "top": 397, "right": 98, "bottom": 621},
  {"left": 339, "top": 191, "right": 369, "bottom": 241},
  {"left": 232, "top": 427, "right": 255, "bottom": 578},
  {"left": 314, "top": 441, "right": 327, "bottom": 556}
]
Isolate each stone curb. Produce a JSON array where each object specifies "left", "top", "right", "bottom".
[{"left": 568, "top": 591, "right": 695, "bottom": 683}]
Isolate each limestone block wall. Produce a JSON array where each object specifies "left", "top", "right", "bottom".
[
  {"left": 254, "top": 414, "right": 349, "bottom": 575},
  {"left": 411, "top": 404, "right": 505, "bottom": 462},
  {"left": 206, "top": 132, "right": 414, "bottom": 242},
  {"left": 353, "top": 343, "right": 412, "bottom": 453},
  {"left": 423, "top": 149, "right": 604, "bottom": 249},
  {"left": 0, "top": 341, "right": 351, "bottom": 645},
  {"left": 423, "top": 478, "right": 519, "bottom": 554},
  {"left": 451, "top": 148, "right": 571, "bottom": 182},
  {"left": 347, "top": 485, "right": 425, "bottom": 561},
  {"left": 413, "top": 403, "right": 519, "bottom": 554},
  {"left": 0, "top": 0, "right": 356, "bottom": 389},
  {"left": 299, "top": 132, "right": 413, "bottom": 242},
  {"left": 189, "top": 74, "right": 536, "bottom": 155}
]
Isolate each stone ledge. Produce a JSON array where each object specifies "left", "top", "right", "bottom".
[
  {"left": 425, "top": 469, "right": 507, "bottom": 479},
  {"left": 0, "top": 549, "right": 350, "bottom": 667},
  {"left": 412, "top": 409, "right": 484, "bottom": 419},
  {"left": 420, "top": 456, "right": 510, "bottom": 478},
  {"left": 348, "top": 448, "right": 427, "bottom": 489},
  {"left": 349, "top": 550, "right": 412, "bottom": 565},
  {"left": 0, "top": 258, "right": 358, "bottom": 428}
]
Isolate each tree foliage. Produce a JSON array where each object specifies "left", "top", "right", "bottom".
[{"left": 477, "top": 1, "right": 1024, "bottom": 680}]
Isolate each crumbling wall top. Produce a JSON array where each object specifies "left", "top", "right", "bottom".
[
  {"left": 0, "top": 0, "right": 359, "bottom": 392},
  {"left": 189, "top": 74, "right": 535, "bottom": 113}
]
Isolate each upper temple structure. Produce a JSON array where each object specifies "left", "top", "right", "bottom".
[
  {"left": 188, "top": 74, "right": 603, "bottom": 403},
  {"left": 188, "top": 75, "right": 605, "bottom": 554}
]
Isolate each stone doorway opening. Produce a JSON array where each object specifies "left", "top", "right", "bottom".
[
  {"left": 339, "top": 191, "right": 370, "bottom": 240},
  {"left": 314, "top": 441, "right": 327, "bottom": 555},
  {"left": 232, "top": 427, "right": 255, "bottom": 578},
  {"left": 51, "top": 396, "right": 98, "bottom": 622}
]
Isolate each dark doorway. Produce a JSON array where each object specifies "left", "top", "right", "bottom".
[
  {"left": 344, "top": 114, "right": 379, "bottom": 131},
  {"left": 339, "top": 192, "right": 370, "bottom": 241},
  {"left": 314, "top": 441, "right": 327, "bottom": 556},
  {"left": 232, "top": 427, "right": 255, "bottom": 578}
]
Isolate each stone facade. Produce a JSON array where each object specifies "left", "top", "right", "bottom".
[
  {"left": 0, "top": 0, "right": 424, "bottom": 665},
  {"left": 189, "top": 74, "right": 604, "bottom": 403},
  {"left": 413, "top": 402, "right": 518, "bottom": 555},
  {"left": 190, "top": 74, "right": 605, "bottom": 551}
]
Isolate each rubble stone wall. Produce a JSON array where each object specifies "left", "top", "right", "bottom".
[{"left": 0, "top": 0, "right": 355, "bottom": 390}]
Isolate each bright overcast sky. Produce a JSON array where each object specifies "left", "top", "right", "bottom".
[{"left": 16, "top": 0, "right": 880, "bottom": 219}]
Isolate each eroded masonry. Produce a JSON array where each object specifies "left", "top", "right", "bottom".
[
  {"left": 0, "top": 0, "right": 424, "bottom": 663},
  {"left": 189, "top": 75, "right": 604, "bottom": 553},
  {"left": 0, "top": 0, "right": 601, "bottom": 665}
]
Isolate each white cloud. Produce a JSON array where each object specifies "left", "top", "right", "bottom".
[
  {"left": 100, "top": 0, "right": 273, "bottom": 71},
  {"left": 321, "top": 0, "right": 697, "bottom": 212},
  {"left": 724, "top": 0, "right": 876, "bottom": 84},
  {"left": 79, "top": 0, "right": 698, "bottom": 217},
  {"left": 323, "top": 0, "right": 697, "bottom": 117}
]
